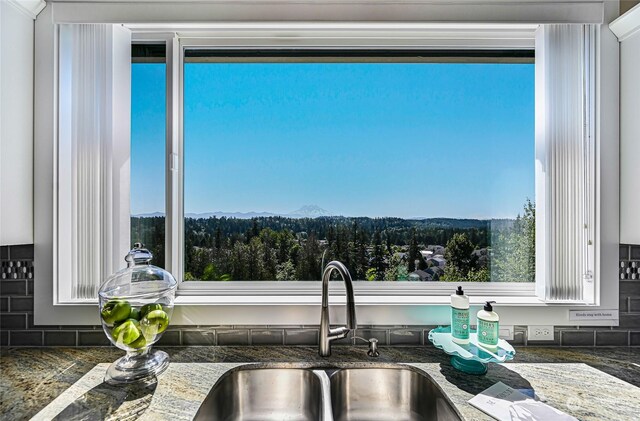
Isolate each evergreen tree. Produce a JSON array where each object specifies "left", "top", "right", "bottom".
[
  {"left": 444, "top": 232, "right": 476, "bottom": 277},
  {"left": 215, "top": 226, "right": 222, "bottom": 250},
  {"left": 134, "top": 203, "right": 534, "bottom": 284},
  {"left": 408, "top": 230, "right": 419, "bottom": 273},
  {"left": 372, "top": 230, "right": 386, "bottom": 280},
  {"left": 276, "top": 260, "right": 296, "bottom": 281},
  {"left": 418, "top": 253, "right": 428, "bottom": 271},
  {"left": 490, "top": 199, "right": 535, "bottom": 282}
]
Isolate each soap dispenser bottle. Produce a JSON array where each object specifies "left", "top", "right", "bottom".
[
  {"left": 451, "top": 286, "right": 469, "bottom": 344},
  {"left": 477, "top": 301, "right": 499, "bottom": 349}
]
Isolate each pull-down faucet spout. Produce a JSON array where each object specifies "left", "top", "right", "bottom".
[{"left": 319, "top": 261, "right": 357, "bottom": 357}]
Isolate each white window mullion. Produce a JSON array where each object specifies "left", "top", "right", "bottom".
[
  {"left": 165, "top": 33, "right": 183, "bottom": 281},
  {"left": 583, "top": 24, "right": 597, "bottom": 304}
]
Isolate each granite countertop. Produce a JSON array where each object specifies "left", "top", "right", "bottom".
[{"left": 1, "top": 346, "right": 639, "bottom": 421}]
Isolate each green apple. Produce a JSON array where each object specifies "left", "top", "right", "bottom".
[
  {"left": 141, "top": 309, "right": 170, "bottom": 337},
  {"left": 129, "top": 308, "right": 141, "bottom": 321},
  {"left": 111, "top": 319, "right": 142, "bottom": 345},
  {"left": 129, "top": 333, "right": 147, "bottom": 350},
  {"left": 101, "top": 300, "right": 131, "bottom": 325},
  {"left": 140, "top": 303, "right": 163, "bottom": 318}
]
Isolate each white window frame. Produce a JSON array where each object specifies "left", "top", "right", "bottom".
[
  {"left": 144, "top": 25, "right": 543, "bottom": 302},
  {"left": 34, "top": 1, "right": 620, "bottom": 327}
]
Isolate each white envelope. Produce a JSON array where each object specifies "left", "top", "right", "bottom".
[{"left": 468, "top": 381, "right": 578, "bottom": 421}]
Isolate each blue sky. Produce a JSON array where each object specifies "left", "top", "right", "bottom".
[{"left": 132, "top": 62, "right": 534, "bottom": 219}]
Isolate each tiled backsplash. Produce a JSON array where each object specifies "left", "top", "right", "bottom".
[
  {"left": 620, "top": 244, "right": 640, "bottom": 280},
  {"left": 1, "top": 244, "right": 639, "bottom": 347}
]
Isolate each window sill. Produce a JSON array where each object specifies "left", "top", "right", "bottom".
[
  {"left": 44, "top": 293, "right": 612, "bottom": 327},
  {"left": 173, "top": 294, "right": 548, "bottom": 306}
]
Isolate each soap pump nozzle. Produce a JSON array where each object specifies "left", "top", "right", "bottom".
[{"left": 483, "top": 300, "right": 496, "bottom": 311}]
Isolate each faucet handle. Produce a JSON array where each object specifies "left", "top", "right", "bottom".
[{"left": 328, "top": 326, "right": 350, "bottom": 340}]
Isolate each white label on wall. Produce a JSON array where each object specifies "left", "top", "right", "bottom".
[{"left": 569, "top": 309, "right": 618, "bottom": 321}]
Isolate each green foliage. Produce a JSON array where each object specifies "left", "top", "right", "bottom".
[
  {"left": 276, "top": 261, "right": 296, "bottom": 281},
  {"left": 444, "top": 233, "right": 477, "bottom": 275},
  {"left": 466, "top": 267, "right": 490, "bottom": 282},
  {"left": 490, "top": 199, "right": 535, "bottom": 282},
  {"left": 384, "top": 251, "right": 410, "bottom": 281},
  {"left": 201, "top": 263, "right": 232, "bottom": 281},
  {"left": 441, "top": 200, "right": 534, "bottom": 282},
  {"left": 130, "top": 203, "right": 534, "bottom": 283},
  {"left": 130, "top": 216, "right": 165, "bottom": 269},
  {"left": 371, "top": 230, "right": 387, "bottom": 280},
  {"left": 408, "top": 230, "right": 418, "bottom": 273},
  {"left": 440, "top": 264, "right": 456, "bottom": 282}
]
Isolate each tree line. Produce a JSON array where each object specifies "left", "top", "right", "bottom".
[{"left": 130, "top": 200, "right": 534, "bottom": 283}]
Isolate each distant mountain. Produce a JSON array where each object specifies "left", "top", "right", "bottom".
[
  {"left": 159, "top": 205, "right": 335, "bottom": 220},
  {"left": 133, "top": 211, "right": 165, "bottom": 218},
  {"left": 134, "top": 209, "right": 514, "bottom": 228},
  {"left": 184, "top": 211, "right": 280, "bottom": 219},
  {"left": 287, "top": 205, "right": 332, "bottom": 218}
]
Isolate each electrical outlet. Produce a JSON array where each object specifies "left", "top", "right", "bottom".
[
  {"left": 499, "top": 325, "right": 514, "bottom": 340},
  {"left": 527, "top": 325, "right": 555, "bottom": 341}
]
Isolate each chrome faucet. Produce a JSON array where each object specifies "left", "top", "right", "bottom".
[{"left": 319, "top": 261, "right": 357, "bottom": 357}]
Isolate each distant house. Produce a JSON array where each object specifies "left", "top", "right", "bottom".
[
  {"left": 426, "top": 256, "right": 446, "bottom": 268},
  {"left": 419, "top": 250, "right": 433, "bottom": 260},
  {"left": 409, "top": 270, "right": 426, "bottom": 281},
  {"left": 409, "top": 269, "right": 438, "bottom": 282},
  {"left": 426, "top": 266, "right": 444, "bottom": 281},
  {"left": 472, "top": 247, "right": 490, "bottom": 267},
  {"left": 427, "top": 245, "right": 445, "bottom": 255}
]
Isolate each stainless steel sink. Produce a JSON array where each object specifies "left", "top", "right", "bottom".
[
  {"left": 194, "top": 366, "right": 461, "bottom": 421},
  {"left": 194, "top": 368, "right": 324, "bottom": 421},
  {"left": 329, "top": 368, "right": 461, "bottom": 421}
]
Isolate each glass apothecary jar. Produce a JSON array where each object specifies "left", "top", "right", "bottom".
[{"left": 98, "top": 243, "right": 177, "bottom": 384}]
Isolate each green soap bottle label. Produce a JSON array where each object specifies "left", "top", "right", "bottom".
[
  {"left": 478, "top": 319, "right": 499, "bottom": 346},
  {"left": 451, "top": 308, "right": 469, "bottom": 340}
]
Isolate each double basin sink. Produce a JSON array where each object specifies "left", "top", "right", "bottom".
[{"left": 194, "top": 366, "right": 462, "bottom": 421}]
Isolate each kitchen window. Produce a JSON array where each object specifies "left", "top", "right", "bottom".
[
  {"left": 131, "top": 44, "right": 167, "bottom": 270},
  {"left": 40, "top": 20, "right": 613, "bottom": 327},
  {"left": 132, "top": 49, "right": 537, "bottom": 286},
  {"left": 126, "top": 26, "right": 595, "bottom": 306}
]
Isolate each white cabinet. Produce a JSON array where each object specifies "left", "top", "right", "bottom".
[
  {"left": 620, "top": 32, "right": 640, "bottom": 244},
  {"left": 611, "top": 5, "right": 640, "bottom": 245},
  {"left": 0, "top": 2, "right": 35, "bottom": 245}
]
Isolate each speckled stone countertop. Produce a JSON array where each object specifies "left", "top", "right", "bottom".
[{"left": 1, "top": 346, "right": 639, "bottom": 421}]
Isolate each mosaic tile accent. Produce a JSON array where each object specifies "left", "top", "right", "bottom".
[
  {"left": 1, "top": 260, "right": 33, "bottom": 280},
  {"left": 620, "top": 244, "right": 640, "bottom": 280}
]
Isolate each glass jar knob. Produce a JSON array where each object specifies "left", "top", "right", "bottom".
[{"left": 125, "top": 243, "right": 153, "bottom": 268}]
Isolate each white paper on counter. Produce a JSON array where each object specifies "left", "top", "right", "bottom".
[{"left": 468, "top": 381, "right": 578, "bottom": 421}]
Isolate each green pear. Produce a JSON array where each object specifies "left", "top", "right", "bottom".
[
  {"left": 111, "top": 319, "right": 142, "bottom": 345},
  {"left": 101, "top": 300, "right": 131, "bottom": 325},
  {"left": 129, "top": 308, "right": 141, "bottom": 321},
  {"left": 129, "top": 333, "right": 147, "bottom": 350},
  {"left": 141, "top": 309, "right": 170, "bottom": 337},
  {"left": 140, "top": 303, "right": 163, "bottom": 318}
]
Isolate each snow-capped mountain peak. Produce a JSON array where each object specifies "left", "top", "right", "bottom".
[{"left": 288, "top": 205, "right": 331, "bottom": 218}]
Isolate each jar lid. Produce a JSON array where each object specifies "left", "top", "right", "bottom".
[{"left": 98, "top": 244, "right": 177, "bottom": 300}]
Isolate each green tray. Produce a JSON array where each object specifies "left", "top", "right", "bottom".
[{"left": 428, "top": 326, "right": 515, "bottom": 375}]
